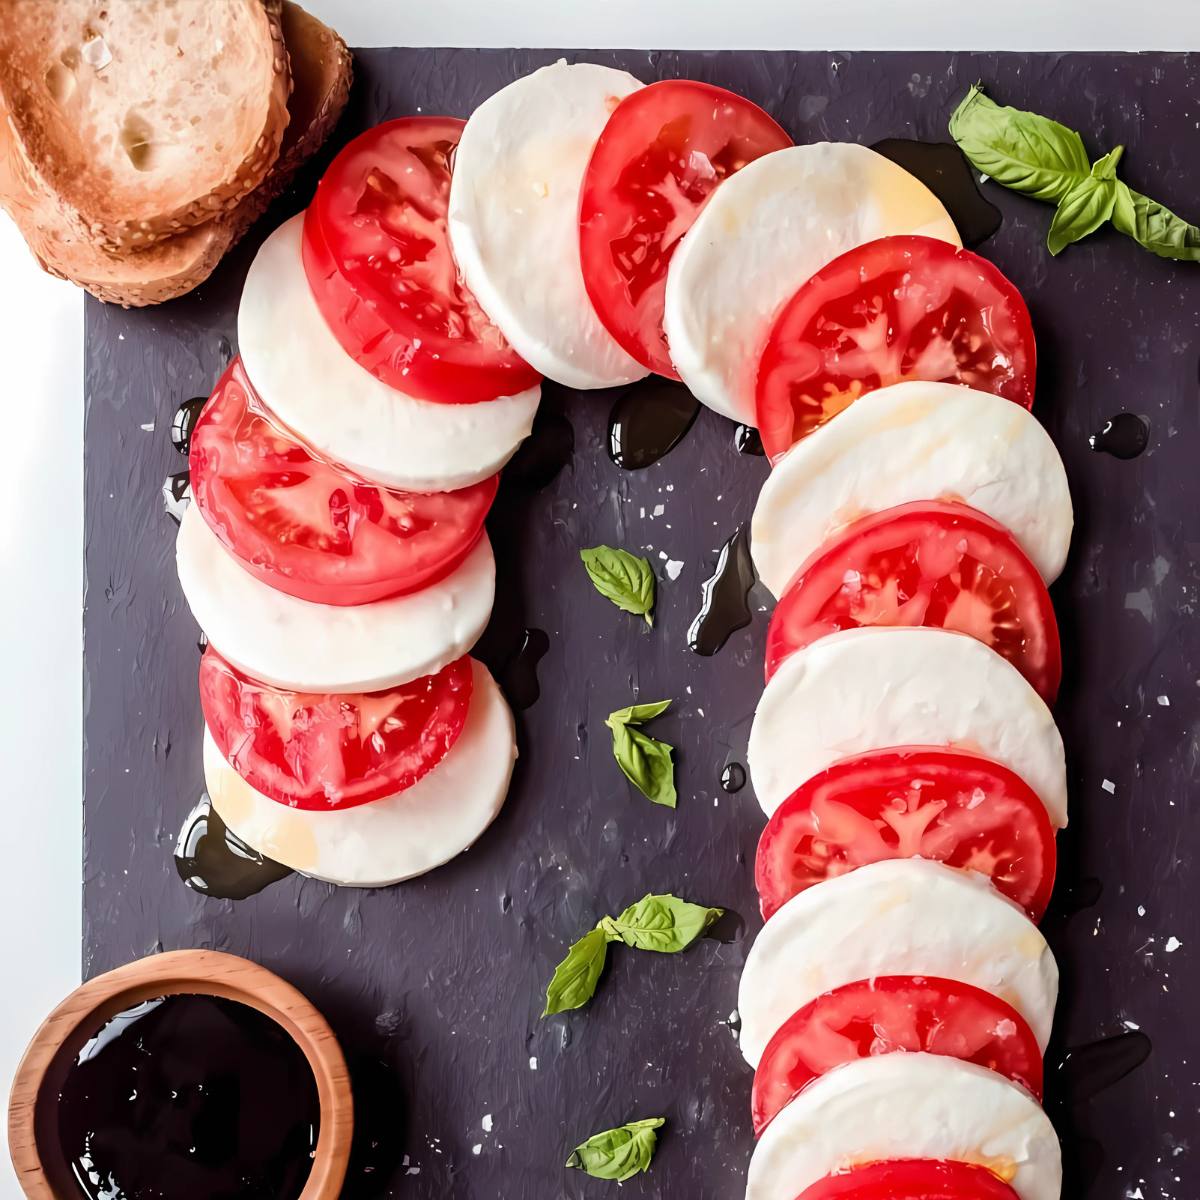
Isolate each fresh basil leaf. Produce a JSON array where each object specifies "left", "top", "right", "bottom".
[
  {"left": 1047, "top": 176, "right": 1117, "bottom": 256},
  {"left": 607, "top": 721, "right": 676, "bottom": 808},
  {"left": 948, "top": 83, "right": 1090, "bottom": 204},
  {"left": 543, "top": 925, "right": 610, "bottom": 1016},
  {"left": 566, "top": 1117, "right": 665, "bottom": 1182},
  {"left": 602, "top": 893, "right": 723, "bottom": 953},
  {"left": 1089, "top": 145, "right": 1125, "bottom": 182},
  {"left": 580, "top": 546, "right": 655, "bottom": 626},
  {"left": 1112, "top": 182, "right": 1200, "bottom": 262},
  {"left": 607, "top": 699, "right": 672, "bottom": 726}
]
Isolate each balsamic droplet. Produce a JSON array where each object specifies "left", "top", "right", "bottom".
[
  {"left": 687, "top": 525, "right": 757, "bottom": 656},
  {"left": 720, "top": 762, "right": 747, "bottom": 793},
  {"left": 608, "top": 378, "right": 700, "bottom": 470},
  {"left": 704, "top": 908, "right": 746, "bottom": 944},
  {"left": 503, "top": 399, "right": 574, "bottom": 489},
  {"left": 871, "top": 138, "right": 1003, "bottom": 249},
  {"left": 1089, "top": 412, "right": 1149, "bottom": 460},
  {"left": 162, "top": 471, "right": 191, "bottom": 525},
  {"left": 501, "top": 627, "right": 550, "bottom": 710},
  {"left": 734, "top": 424, "right": 765, "bottom": 456},
  {"left": 174, "top": 795, "right": 292, "bottom": 900},
  {"left": 1053, "top": 1030, "right": 1152, "bottom": 1106},
  {"left": 170, "top": 396, "right": 206, "bottom": 457}
]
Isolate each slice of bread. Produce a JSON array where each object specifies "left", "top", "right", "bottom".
[
  {"left": 0, "top": 2, "right": 351, "bottom": 307},
  {"left": 0, "top": 0, "right": 291, "bottom": 250}
]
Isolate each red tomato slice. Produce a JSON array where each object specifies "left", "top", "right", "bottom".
[
  {"left": 764, "top": 501, "right": 1061, "bottom": 703},
  {"left": 756, "top": 235, "right": 1036, "bottom": 460},
  {"left": 754, "top": 975, "right": 1044, "bottom": 1137},
  {"left": 795, "top": 1158, "right": 1021, "bottom": 1200},
  {"left": 580, "top": 80, "right": 791, "bottom": 377},
  {"left": 199, "top": 650, "right": 473, "bottom": 810},
  {"left": 304, "top": 117, "right": 539, "bottom": 404},
  {"left": 189, "top": 358, "right": 497, "bottom": 607},
  {"left": 755, "top": 747, "right": 1057, "bottom": 922}
]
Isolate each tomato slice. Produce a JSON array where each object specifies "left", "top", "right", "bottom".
[
  {"left": 199, "top": 650, "right": 473, "bottom": 810},
  {"left": 755, "top": 747, "right": 1057, "bottom": 922},
  {"left": 580, "top": 80, "right": 791, "bottom": 377},
  {"left": 756, "top": 235, "right": 1035, "bottom": 460},
  {"left": 795, "top": 1159, "right": 1021, "bottom": 1200},
  {"left": 764, "top": 501, "right": 1061, "bottom": 703},
  {"left": 303, "top": 118, "right": 539, "bottom": 404},
  {"left": 189, "top": 358, "right": 497, "bottom": 607},
  {"left": 754, "top": 975, "right": 1044, "bottom": 1137}
]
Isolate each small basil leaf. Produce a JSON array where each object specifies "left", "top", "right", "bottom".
[
  {"left": 607, "top": 699, "right": 672, "bottom": 726},
  {"left": 949, "top": 83, "right": 1089, "bottom": 204},
  {"left": 1090, "top": 145, "right": 1125, "bottom": 182},
  {"left": 580, "top": 546, "right": 655, "bottom": 626},
  {"left": 1047, "top": 175, "right": 1117, "bottom": 256},
  {"left": 542, "top": 925, "right": 610, "bottom": 1016},
  {"left": 607, "top": 722, "right": 676, "bottom": 808},
  {"left": 1111, "top": 182, "right": 1200, "bottom": 262},
  {"left": 603, "top": 893, "right": 724, "bottom": 953},
  {"left": 566, "top": 1117, "right": 665, "bottom": 1182}
]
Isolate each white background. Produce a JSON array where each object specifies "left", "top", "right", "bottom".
[{"left": 2, "top": 1, "right": 1197, "bottom": 1192}]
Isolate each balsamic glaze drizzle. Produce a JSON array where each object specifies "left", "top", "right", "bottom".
[
  {"left": 608, "top": 378, "right": 700, "bottom": 470},
  {"left": 687, "top": 526, "right": 757, "bottom": 656},
  {"left": 501, "top": 627, "right": 550, "bottom": 710},
  {"left": 734, "top": 424, "right": 765, "bottom": 456},
  {"left": 1089, "top": 412, "right": 1149, "bottom": 460},
  {"left": 871, "top": 138, "right": 1003, "bottom": 249},
  {"left": 175, "top": 795, "right": 293, "bottom": 900},
  {"left": 170, "top": 397, "right": 207, "bottom": 457}
]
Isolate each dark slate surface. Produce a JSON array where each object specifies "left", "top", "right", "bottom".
[{"left": 83, "top": 49, "right": 1200, "bottom": 1200}]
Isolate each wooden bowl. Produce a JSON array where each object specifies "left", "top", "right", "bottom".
[{"left": 7, "top": 949, "right": 353, "bottom": 1199}]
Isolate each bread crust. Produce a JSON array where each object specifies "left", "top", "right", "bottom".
[
  {"left": 0, "top": 0, "right": 292, "bottom": 250},
  {"left": 0, "top": 2, "right": 351, "bottom": 307}
]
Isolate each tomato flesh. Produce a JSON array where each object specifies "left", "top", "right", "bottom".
[
  {"left": 754, "top": 976, "right": 1043, "bottom": 1137},
  {"left": 580, "top": 80, "right": 791, "bottom": 377},
  {"left": 764, "top": 501, "right": 1061, "bottom": 704},
  {"left": 795, "top": 1158, "right": 1021, "bottom": 1200},
  {"left": 199, "top": 650, "right": 474, "bottom": 810},
  {"left": 756, "top": 235, "right": 1036, "bottom": 460},
  {"left": 189, "top": 358, "right": 498, "bottom": 607},
  {"left": 755, "top": 747, "right": 1057, "bottom": 922},
  {"left": 304, "top": 117, "right": 539, "bottom": 404}
]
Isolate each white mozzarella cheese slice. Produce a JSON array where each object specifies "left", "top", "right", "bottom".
[
  {"left": 746, "top": 1054, "right": 1060, "bottom": 1200},
  {"left": 737, "top": 858, "right": 1058, "bottom": 1068},
  {"left": 205, "top": 659, "right": 516, "bottom": 887},
  {"left": 447, "top": 60, "right": 649, "bottom": 390},
  {"left": 663, "top": 143, "right": 960, "bottom": 422},
  {"left": 176, "top": 502, "right": 495, "bottom": 692},
  {"left": 747, "top": 626, "right": 1067, "bottom": 825},
  {"left": 750, "top": 380, "right": 1073, "bottom": 595},
  {"left": 237, "top": 214, "right": 540, "bottom": 492}
]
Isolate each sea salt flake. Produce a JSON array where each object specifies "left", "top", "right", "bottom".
[
  {"left": 1165, "top": 936, "right": 1182, "bottom": 953},
  {"left": 1101, "top": 779, "right": 1117, "bottom": 794}
]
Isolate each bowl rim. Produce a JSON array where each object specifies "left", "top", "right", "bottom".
[{"left": 7, "top": 948, "right": 353, "bottom": 1200}]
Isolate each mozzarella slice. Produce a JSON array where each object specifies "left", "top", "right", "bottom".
[
  {"left": 447, "top": 60, "right": 649, "bottom": 390},
  {"left": 205, "top": 659, "right": 516, "bottom": 887},
  {"left": 663, "top": 143, "right": 960, "bottom": 422},
  {"left": 751, "top": 380, "right": 1073, "bottom": 595},
  {"left": 747, "top": 626, "right": 1067, "bottom": 825},
  {"left": 237, "top": 214, "right": 540, "bottom": 492},
  {"left": 177, "top": 502, "right": 494, "bottom": 692},
  {"left": 746, "top": 1054, "right": 1060, "bottom": 1200},
  {"left": 737, "top": 858, "right": 1058, "bottom": 1068}
]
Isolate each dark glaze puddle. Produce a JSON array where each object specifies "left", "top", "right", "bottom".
[
  {"left": 55, "top": 993, "right": 319, "bottom": 1200},
  {"left": 175, "top": 795, "right": 293, "bottom": 900},
  {"left": 503, "top": 397, "right": 575, "bottom": 490},
  {"left": 720, "top": 762, "right": 747, "bottom": 793},
  {"left": 733, "top": 425, "right": 765, "bottom": 456},
  {"left": 871, "top": 138, "right": 1003, "bottom": 249},
  {"left": 1089, "top": 413, "right": 1149, "bottom": 460},
  {"left": 608, "top": 378, "right": 701, "bottom": 470},
  {"left": 170, "top": 397, "right": 207, "bottom": 457},
  {"left": 501, "top": 627, "right": 550, "bottom": 710},
  {"left": 687, "top": 526, "right": 757, "bottom": 655},
  {"left": 162, "top": 471, "right": 191, "bottom": 525}
]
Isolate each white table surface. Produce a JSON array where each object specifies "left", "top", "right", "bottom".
[{"left": 2, "top": 1, "right": 1196, "bottom": 1192}]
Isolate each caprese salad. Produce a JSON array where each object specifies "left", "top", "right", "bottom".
[{"left": 170, "top": 57, "right": 1077, "bottom": 1197}]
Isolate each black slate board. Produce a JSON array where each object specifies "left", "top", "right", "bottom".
[{"left": 83, "top": 49, "right": 1200, "bottom": 1200}]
